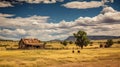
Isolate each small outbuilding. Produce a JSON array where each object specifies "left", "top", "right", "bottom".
[{"left": 19, "top": 38, "right": 43, "bottom": 49}]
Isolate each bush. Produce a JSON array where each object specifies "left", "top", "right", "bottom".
[
  {"left": 100, "top": 44, "right": 103, "bottom": 48},
  {"left": 105, "top": 39, "right": 113, "bottom": 48},
  {"left": 90, "top": 42, "right": 93, "bottom": 46},
  {"left": 60, "top": 41, "right": 63, "bottom": 44},
  {"left": 104, "top": 45, "right": 109, "bottom": 48},
  {"left": 62, "top": 41, "right": 68, "bottom": 46},
  {"left": 69, "top": 41, "right": 73, "bottom": 44},
  {"left": 117, "top": 40, "right": 120, "bottom": 44}
]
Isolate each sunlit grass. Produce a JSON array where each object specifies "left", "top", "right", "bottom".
[
  {"left": 0, "top": 40, "right": 120, "bottom": 67},
  {"left": 0, "top": 47, "right": 120, "bottom": 67}
]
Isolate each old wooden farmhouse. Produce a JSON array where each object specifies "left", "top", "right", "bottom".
[{"left": 19, "top": 38, "right": 43, "bottom": 49}]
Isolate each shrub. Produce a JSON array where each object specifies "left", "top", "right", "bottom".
[
  {"left": 100, "top": 44, "right": 103, "bottom": 48},
  {"left": 117, "top": 40, "right": 120, "bottom": 44},
  {"left": 104, "top": 45, "right": 108, "bottom": 48},
  {"left": 69, "top": 41, "right": 73, "bottom": 44},
  {"left": 105, "top": 39, "right": 113, "bottom": 48},
  {"left": 90, "top": 42, "right": 93, "bottom": 46},
  {"left": 62, "top": 41, "right": 68, "bottom": 46}
]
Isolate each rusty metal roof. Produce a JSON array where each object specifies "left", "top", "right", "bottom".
[{"left": 20, "top": 38, "right": 41, "bottom": 46}]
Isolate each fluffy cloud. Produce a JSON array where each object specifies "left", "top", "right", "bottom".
[
  {"left": 0, "top": 0, "right": 64, "bottom": 7},
  {"left": 0, "top": 6, "right": 120, "bottom": 41},
  {"left": 101, "top": 6, "right": 116, "bottom": 14},
  {"left": 0, "top": 15, "right": 49, "bottom": 30},
  {"left": 17, "top": 0, "right": 64, "bottom": 4},
  {"left": 102, "top": 0, "right": 114, "bottom": 3},
  {"left": 95, "top": 7, "right": 120, "bottom": 23},
  {"left": 0, "top": 13, "right": 14, "bottom": 17},
  {"left": 63, "top": 0, "right": 114, "bottom": 9},
  {"left": 0, "top": 1, "right": 13, "bottom": 7},
  {"left": 62, "top": 1, "right": 103, "bottom": 9}
]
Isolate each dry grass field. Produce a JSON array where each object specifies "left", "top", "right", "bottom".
[{"left": 0, "top": 40, "right": 120, "bottom": 67}]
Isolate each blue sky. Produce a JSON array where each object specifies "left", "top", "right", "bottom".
[
  {"left": 0, "top": 1, "right": 101, "bottom": 22},
  {"left": 1, "top": 0, "right": 120, "bottom": 22},
  {"left": 0, "top": 0, "right": 120, "bottom": 40}
]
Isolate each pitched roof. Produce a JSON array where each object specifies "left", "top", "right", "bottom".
[{"left": 20, "top": 38, "right": 41, "bottom": 46}]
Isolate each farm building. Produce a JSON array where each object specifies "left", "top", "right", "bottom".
[{"left": 19, "top": 38, "right": 43, "bottom": 49}]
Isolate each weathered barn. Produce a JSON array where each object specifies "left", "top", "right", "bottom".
[{"left": 19, "top": 38, "right": 43, "bottom": 49}]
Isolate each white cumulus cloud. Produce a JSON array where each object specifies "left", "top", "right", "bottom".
[
  {"left": 0, "top": 6, "right": 120, "bottom": 41},
  {"left": 0, "top": 1, "right": 13, "bottom": 7},
  {"left": 17, "top": 0, "right": 64, "bottom": 4},
  {"left": 62, "top": 1, "right": 103, "bottom": 9},
  {"left": 0, "top": 0, "right": 64, "bottom": 7},
  {"left": 63, "top": 0, "right": 114, "bottom": 9}
]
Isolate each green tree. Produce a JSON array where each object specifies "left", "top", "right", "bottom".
[
  {"left": 73, "top": 30, "right": 90, "bottom": 49},
  {"left": 105, "top": 39, "right": 113, "bottom": 47},
  {"left": 69, "top": 41, "right": 73, "bottom": 44},
  {"left": 62, "top": 41, "right": 68, "bottom": 46}
]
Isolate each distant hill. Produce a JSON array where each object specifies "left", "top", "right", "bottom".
[
  {"left": 65, "top": 36, "right": 120, "bottom": 41},
  {"left": 49, "top": 39, "right": 61, "bottom": 42},
  {"left": 0, "top": 39, "right": 13, "bottom": 41}
]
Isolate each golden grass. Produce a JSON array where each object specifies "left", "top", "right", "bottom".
[
  {"left": 0, "top": 40, "right": 120, "bottom": 67},
  {"left": 0, "top": 47, "right": 120, "bottom": 67}
]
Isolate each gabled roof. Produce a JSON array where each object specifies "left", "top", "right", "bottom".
[{"left": 20, "top": 38, "right": 41, "bottom": 46}]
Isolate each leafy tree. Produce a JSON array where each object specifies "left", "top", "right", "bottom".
[
  {"left": 62, "top": 41, "right": 68, "bottom": 46},
  {"left": 105, "top": 39, "right": 113, "bottom": 47},
  {"left": 69, "top": 41, "right": 73, "bottom": 44},
  {"left": 73, "top": 30, "right": 90, "bottom": 49}
]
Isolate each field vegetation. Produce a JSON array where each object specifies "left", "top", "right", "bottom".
[{"left": 0, "top": 39, "right": 120, "bottom": 67}]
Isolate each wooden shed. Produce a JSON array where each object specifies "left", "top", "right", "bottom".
[{"left": 19, "top": 38, "right": 43, "bottom": 49}]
